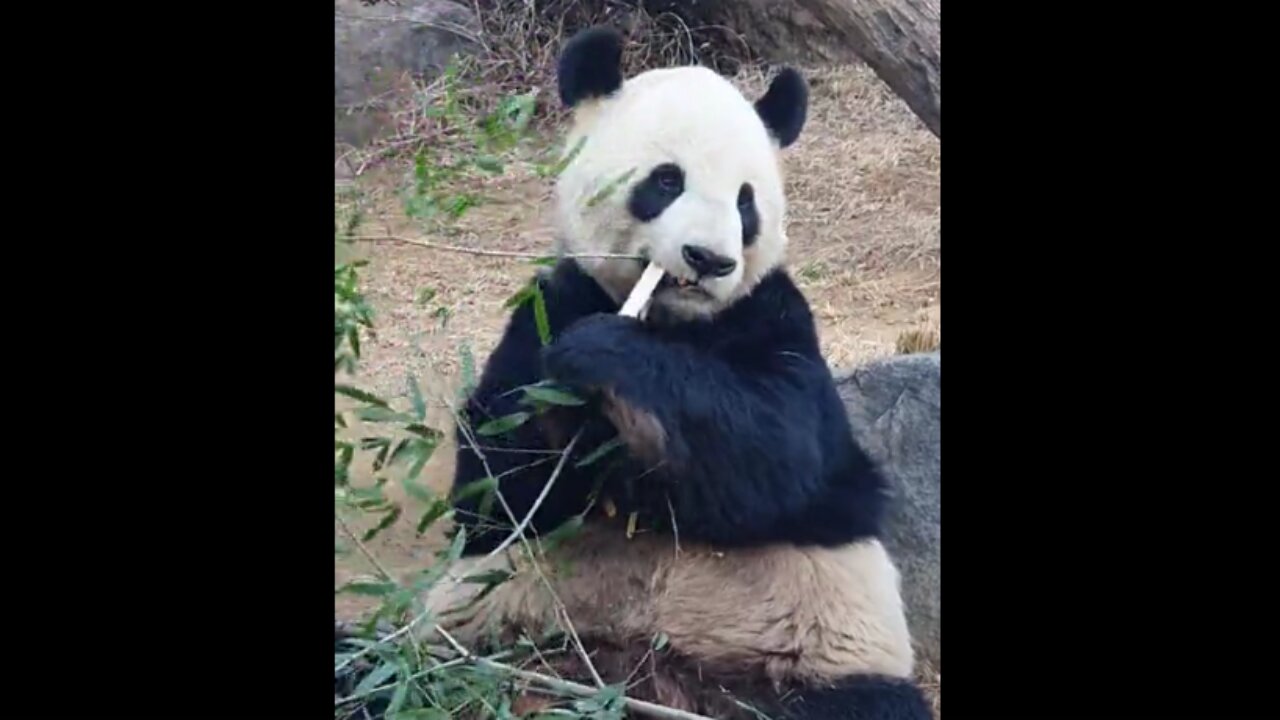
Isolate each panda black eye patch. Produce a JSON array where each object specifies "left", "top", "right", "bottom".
[
  {"left": 738, "top": 183, "right": 760, "bottom": 247},
  {"left": 628, "top": 163, "right": 685, "bottom": 222}
]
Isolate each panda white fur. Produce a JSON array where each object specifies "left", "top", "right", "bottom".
[{"left": 426, "top": 27, "right": 933, "bottom": 720}]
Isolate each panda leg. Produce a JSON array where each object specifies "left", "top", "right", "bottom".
[{"left": 780, "top": 675, "right": 934, "bottom": 720}]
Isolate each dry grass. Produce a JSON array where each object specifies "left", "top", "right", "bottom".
[
  {"left": 337, "top": 0, "right": 753, "bottom": 176},
  {"left": 897, "top": 328, "right": 941, "bottom": 355},
  {"left": 917, "top": 660, "right": 942, "bottom": 717},
  {"left": 336, "top": 5, "right": 940, "bottom": 714}
]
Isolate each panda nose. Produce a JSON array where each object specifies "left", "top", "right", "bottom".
[{"left": 682, "top": 245, "right": 737, "bottom": 278}]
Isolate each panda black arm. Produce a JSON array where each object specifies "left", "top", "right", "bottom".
[
  {"left": 542, "top": 271, "right": 888, "bottom": 548},
  {"left": 449, "top": 260, "right": 620, "bottom": 554}
]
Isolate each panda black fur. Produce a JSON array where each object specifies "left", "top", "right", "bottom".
[{"left": 424, "top": 27, "right": 932, "bottom": 720}]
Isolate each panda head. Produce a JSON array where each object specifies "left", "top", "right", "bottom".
[{"left": 552, "top": 26, "right": 808, "bottom": 321}]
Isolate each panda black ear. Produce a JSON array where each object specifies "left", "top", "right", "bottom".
[
  {"left": 754, "top": 67, "right": 808, "bottom": 148},
  {"left": 558, "top": 26, "right": 625, "bottom": 108}
]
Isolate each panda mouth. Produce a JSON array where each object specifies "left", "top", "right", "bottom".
[{"left": 656, "top": 272, "right": 706, "bottom": 294}]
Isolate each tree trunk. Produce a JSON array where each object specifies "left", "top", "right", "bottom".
[{"left": 793, "top": 0, "right": 940, "bottom": 137}]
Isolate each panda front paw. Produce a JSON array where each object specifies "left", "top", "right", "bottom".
[{"left": 542, "top": 313, "right": 644, "bottom": 390}]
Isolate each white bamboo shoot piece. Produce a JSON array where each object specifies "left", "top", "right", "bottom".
[{"left": 619, "top": 261, "right": 664, "bottom": 318}]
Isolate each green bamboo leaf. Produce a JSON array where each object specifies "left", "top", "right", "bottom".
[
  {"left": 576, "top": 436, "right": 625, "bottom": 468},
  {"left": 405, "top": 424, "right": 443, "bottom": 441},
  {"left": 357, "top": 407, "right": 415, "bottom": 424},
  {"left": 573, "top": 685, "right": 624, "bottom": 714},
  {"left": 445, "top": 525, "right": 467, "bottom": 562},
  {"left": 387, "top": 678, "right": 410, "bottom": 716},
  {"left": 522, "top": 385, "right": 586, "bottom": 406},
  {"left": 336, "top": 442, "right": 355, "bottom": 465},
  {"left": 347, "top": 486, "right": 386, "bottom": 505},
  {"left": 353, "top": 497, "right": 392, "bottom": 513},
  {"left": 477, "top": 484, "right": 496, "bottom": 518},
  {"left": 391, "top": 710, "right": 450, "bottom": 720},
  {"left": 416, "top": 498, "right": 452, "bottom": 534},
  {"left": 407, "top": 375, "right": 426, "bottom": 421},
  {"left": 503, "top": 284, "right": 535, "bottom": 309},
  {"left": 338, "top": 579, "right": 397, "bottom": 596},
  {"left": 587, "top": 167, "right": 637, "bottom": 207},
  {"left": 355, "top": 661, "right": 398, "bottom": 696},
  {"left": 402, "top": 478, "right": 434, "bottom": 504},
  {"left": 362, "top": 505, "right": 402, "bottom": 542},
  {"left": 463, "top": 569, "right": 513, "bottom": 586},
  {"left": 390, "top": 435, "right": 438, "bottom": 479},
  {"left": 450, "top": 472, "right": 499, "bottom": 521},
  {"left": 406, "top": 445, "right": 434, "bottom": 480},
  {"left": 336, "top": 384, "right": 388, "bottom": 408},
  {"left": 532, "top": 284, "right": 551, "bottom": 346},
  {"left": 387, "top": 438, "right": 413, "bottom": 468},
  {"left": 536, "top": 135, "right": 587, "bottom": 178},
  {"left": 475, "top": 412, "right": 531, "bottom": 436},
  {"left": 454, "top": 476, "right": 498, "bottom": 502},
  {"left": 541, "top": 514, "right": 584, "bottom": 552},
  {"left": 364, "top": 437, "right": 392, "bottom": 471}
]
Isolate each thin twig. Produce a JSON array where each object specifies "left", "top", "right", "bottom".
[
  {"left": 471, "top": 422, "right": 606, "bottom": 690},
  {"left": 434, "top": 625, "right": 716, "bottom": 720},
  {"left": 665, "top": 493, "right": 683, "bottom": 558},
  {"left": 521, "top": 631, "right": 566, "bottom": 680},
  {"left": 492, "top": 469, "right": 609, "bottom": 693},
  {"left": 483, "top": 430, "right": 582, "bottom": 560},
  {"left": 348, "top": 234, "right": 643, "bottom": 261},
  {"left": 336, "top": 512, "right": 396, "bottom": 581},
  {"left": 469, "top": 445, "right": 568, "bottom": 455},
  {"left": 557, "top": 604, "right": 606, "bottom": 689},
  {"left": 623, "top": 644, "right": 656, "bottom": 689},
  {"left": 481, "top": 482, "right": 607, "bottom": 691},
  {"left": 491, "top": 454, "right": 559, "bottom": 481}
]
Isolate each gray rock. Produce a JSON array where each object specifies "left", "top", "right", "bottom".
[
  {"left": 836, "top": 352, "right": 940, "bottom": 669},
  {"left": 334, "top": 0, "right": 479, "bottom": 147}
]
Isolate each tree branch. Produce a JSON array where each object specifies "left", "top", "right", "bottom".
[
  {"left": 346, "top": 234, "right": 644, "bottom": 261},
  {"left": 796, "top": 0, "right": 940, "bottom": 137}
]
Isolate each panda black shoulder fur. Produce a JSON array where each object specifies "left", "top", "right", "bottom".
[{"left": 421, "top": 27, "right": 933, "bottom": 720}]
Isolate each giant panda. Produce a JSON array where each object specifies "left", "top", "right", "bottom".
[{"left": 420, "top": 27, "right": 934, "bottom": 720}]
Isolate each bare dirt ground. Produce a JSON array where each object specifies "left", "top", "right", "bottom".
[{"left": 336, "top": 61, "right": 940, "bottom": 712}]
